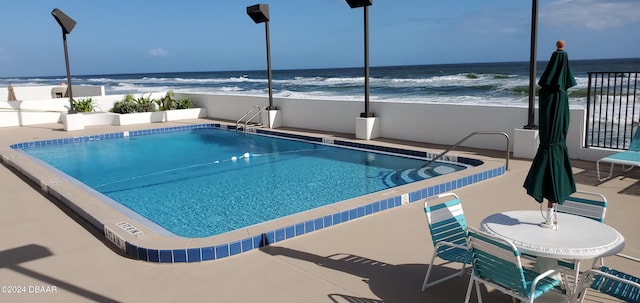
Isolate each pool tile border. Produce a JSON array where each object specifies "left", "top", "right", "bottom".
[{"left": 10, "top": 123, "right": 505, "bottom": 263}]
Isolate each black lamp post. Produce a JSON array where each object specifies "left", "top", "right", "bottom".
[
  {"left": 525, "top": 0, "right": 539, "bottom": 129},
  {"left": 51, "top": 8, "right": 77, "bottom": 114},
  {"left": 346, "top": 0, "right": 374, "bottom": 118},
  {"left": 247, "top": 4, "right": 275, "bottom": 110}
]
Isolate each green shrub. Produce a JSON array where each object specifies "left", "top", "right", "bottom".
[
  {"left": 174, "top": 97, "right": 192, "bottom": 109},
  {"left": 155, "top": 91, "right": 175, "bottom": 111},
  {"left": 135, "top": 94, "right": 156, "bottom": 112},
  {"left": 110, "top": 92, "right": 192, "bottom": 114},
  {"left": 110, "top": 94, "right": 138, "bottom": 114},
  {"left": 72, "top": 97, "right": 95, "bottom": 113}
]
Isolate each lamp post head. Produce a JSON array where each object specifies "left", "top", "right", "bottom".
[
  {"left": 346, "top": 0, "right": 372, "bottom": 8},
  {"left": 247, "top": 4, "right": 269, "bottom": 23},
  {"left": 51, "top": 8, "right": 76, "bottom": 34}
]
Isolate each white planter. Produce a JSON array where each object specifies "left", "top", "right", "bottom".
[
  {"left": 114, "top": 112, "right": 165, "bottom": 126},
  {"left": 83, "top": 112, "right": 117, "bottom": 126},
  {"left": 164, "top": 108, "right": 207, "bottom": 121},
  {"left": 355, "top": 116, "right": 380, "bottom": 140},
  {"left": 63, "top": 113, "right": 85, "bottom": 131},
  {"left": 259, "top": 109, "right": 281, "bottom": 129},
  {"left": 513, "top": 128, "right": 540, "bottom": 159}
]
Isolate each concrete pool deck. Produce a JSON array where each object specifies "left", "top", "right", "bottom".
[{"left": 1, "top": 119, "right": 638, "bottom": 302}]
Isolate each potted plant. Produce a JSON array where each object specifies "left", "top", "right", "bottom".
[{"left": 111, "top": 94, "right": 163, "bottom": 125}]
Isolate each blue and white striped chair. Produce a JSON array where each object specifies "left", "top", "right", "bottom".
[
  {"left": 556, "top": 190, "right": 607, "bottom": 222},
  {"left": 421, "top": 192, "right": 472, "bottom": 291},
  {"left": 577, "top": 266, "right": 640, "bottom": 303},
  {"left": 464, "top": 227, "right": 565, "bottom": 303},
  {"left": 556, "top": 190, "right": 608, "bottom": 272}
]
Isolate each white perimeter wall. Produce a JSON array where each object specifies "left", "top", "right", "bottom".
[
  {"left": 0, "top": 85, "right": 105, "bottom": 101},
  {"left": 178, "top": 93, "right": 615, "bottom": 162}
]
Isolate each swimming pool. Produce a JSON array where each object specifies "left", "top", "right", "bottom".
[
  {"left": 17, "top": 125, "right": 465, "bottom": 238},
  {"left": 7, "top": 123, "right": 504, "bottom": 263}
]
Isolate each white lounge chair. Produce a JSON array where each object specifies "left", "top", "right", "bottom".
[{"left": 597, "top": 127, "right": 640, "bottom": 181}]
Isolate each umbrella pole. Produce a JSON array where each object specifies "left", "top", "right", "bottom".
[{"left": 540, "top": 200, "right": 557, "bottom": 229}]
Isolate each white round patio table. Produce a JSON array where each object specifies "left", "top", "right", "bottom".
[
  {"left": 480, "top": 210, "right": 625, "bottom": 302},
  {"left": 480, "top": 210, "right": 624, "bottom": 259}
]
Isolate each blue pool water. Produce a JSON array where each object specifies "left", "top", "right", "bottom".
[{"left": 20, "top": 127, "right": 466, "bottom": 238}]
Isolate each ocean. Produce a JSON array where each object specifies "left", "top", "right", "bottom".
[{"left": 2, "top": 58, "right": 639, "bottom": 109}]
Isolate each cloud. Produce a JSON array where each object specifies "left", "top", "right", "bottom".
[
  {"left": 147, "top": 48, "right": 170, "bottom": 58},
  {"left": 542, "top": 0, "right": 640, "bottom": 30}
]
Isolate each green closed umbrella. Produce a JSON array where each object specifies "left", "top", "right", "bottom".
[{"left": 523, "top": 41, "right": 577, "bottom": 212}]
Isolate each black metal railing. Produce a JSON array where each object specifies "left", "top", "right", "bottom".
[{"left": 585, "top": 72, "right": 639, "bottom": 150}]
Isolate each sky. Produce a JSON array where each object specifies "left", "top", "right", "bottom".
[{"left": 1, "top": 0, "right": 639, "bottom": 77}]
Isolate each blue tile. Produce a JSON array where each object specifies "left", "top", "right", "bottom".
[
  {"left": 395, "top": 196, "right": 402, "bottom": 207},
  {"left": 412, "top": 190, "right": 421, "bottom": 202},
  {"left": 285, "top": 225, "right": 295, "bottom": 239},
  {"left": 125, "top": 243, "right": 138, "bottom": 259},
  {"left": 253, "top": 234, "right": 265, "bottom": 248},
  {"left": 264, "top": 231, "right": 275, "bottom": 244},
  {"left": 215, "top": 244, "right": 229, "bottom": 259},
  {"left": 242, "top": 238, "right": 253, "bottom": 252},
  {"left": 201, "top": 247, "right": 215, "bottom": 261},
  {"left": 148, "top": 249, "right": 160, "bottom": 263},
  {"left": 305, "top": 220, "right": 315, "bottom": 233},
  {"left": 159, "top": 250, "right": 173, "bottom": 263},
  {"left": 333, "top": 213, "right": 342, "bottom": 225},
  {"left": 314, "top": 218, "right": 324, "bottom": 230},
  {"left": 380, "top": 200, "right": 388, "bottom": 211},
  {"left": 341, "top": 211, "right": 349, "bottom": 223},
  {"left": 295, "top": 223, "right": 305, "bottom": 236},
  {"left": 182, "top": 248, "right": 202, "bottom": 262},
  {"left": 137, "top": 247, "right": 148, "bottom": 262},
  {"left": 173, "top": 249, "right": 187, "bottom": 263},
  {"left": 372, "top": 201, "right": 380, "bottom": 213},
  {"left": 349, "top": 209, "right": 357, "bottom": 220},
  {"left": 387, "top": 197, "right": 394, "bottom": 208},
  {"left": 323, "top": 215, "right": 333, "bottom": 227},
  {"left": 275, "top": 228, "right": 286, "bottom": 242},
  {"left": 230, "top": 241, "right": 242, "bottom": 256},
  {"left": 187, "top": 248, "right": 200, "bottom": 262},
  {"left": 365, "top": 204, "right": 373, "bottom": 215},
  {"left": 356, "top": 207, "right": 364, "bottom": 218}
]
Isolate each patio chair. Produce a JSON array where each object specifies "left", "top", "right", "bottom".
[
  {"left": 556, "top": 190, "right": 607, "bottom": 222},
  {"left": 576, "top": 266, "right": 640, "bottom": 303},
  {"left": 421, "top": 192, "right": 472, "bottom": 291},
  {"left": 464, "top": 227, "right": 565, "bottom": 303},
  {"left": 597, "top": 126, "right": 640, "bottom": 181},
  {"left": 555, "top": 190, "right": 607, "bottom": 276}
]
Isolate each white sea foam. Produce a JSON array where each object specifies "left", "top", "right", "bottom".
[{"left": 2, "top": 59, "right": 636, "bottom": 109}]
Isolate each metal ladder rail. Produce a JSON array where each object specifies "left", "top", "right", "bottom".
[
  {"left": 421, "top": 131, "right": 510, "bottom": 170},
  {"left": 243, "top": 106, "right": 267, "bottom": 131},
  {"left": 235, "top": 106, "right": 265, "bottom": 131}
]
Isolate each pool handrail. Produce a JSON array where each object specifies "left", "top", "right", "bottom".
[
  {"left": 236, "top": 105, "right": 266, "bottom": 131},
  {"left": 421, "top": 131, "right": 510, "bottom": 170}
]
